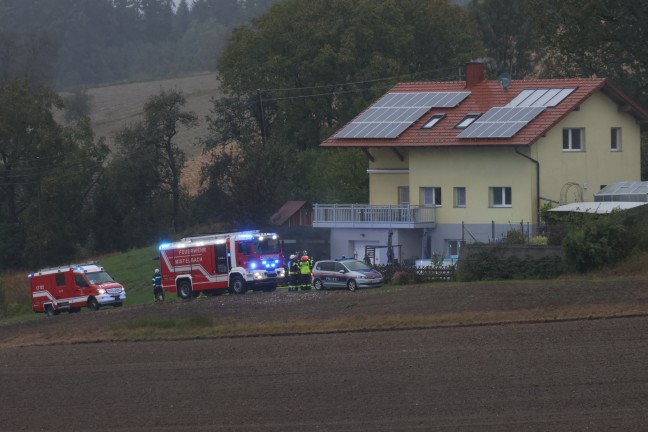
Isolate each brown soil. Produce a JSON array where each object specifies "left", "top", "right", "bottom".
[
  {"left": 2, "top": 279, "right": 648, "bottom": 431},
  {"left": 3, "top": 277, "right": 648, "bottom": 348}
]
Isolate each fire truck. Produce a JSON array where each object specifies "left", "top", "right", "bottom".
[
  {"left": 29, "top": 263, "right": 126, "bottom": 317},
  {"left": 158, "top": 230, "right": 285, "bottom": 298}
]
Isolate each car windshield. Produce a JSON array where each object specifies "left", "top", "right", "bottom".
[
  {"left": 86, "top": 271, "right": 114, "bottom": 284},
  {"left": 343, "top": 260, "right": 372, "bottom": 271}
]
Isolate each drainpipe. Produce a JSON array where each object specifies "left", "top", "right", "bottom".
[{"left": 514, "top": 146, "right": 540, "bottom": 232}]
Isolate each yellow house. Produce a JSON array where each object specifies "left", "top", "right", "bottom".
[{"left": 316, "top": 63, "right": 648, "bottom": 264}]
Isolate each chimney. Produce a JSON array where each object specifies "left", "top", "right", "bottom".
[{"left": 465, "top": 62, "right": 484, "bottom": 88}]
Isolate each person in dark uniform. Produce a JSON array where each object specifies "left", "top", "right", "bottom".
[{"left": 152, "top": 268, "right": 164, "bottom": 302}]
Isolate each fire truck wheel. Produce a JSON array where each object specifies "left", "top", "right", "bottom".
[
  {"left": 45, "top": 304, "right": 58, "bottom": 317},
  {"left": 177, "top": 281, "right": 193, "bottom": 299},
  {"left": 88, "top": 297, "right": 101, "bottom": 311},
  {"left": 229, "top": 276, "right": 248, "bottom": 295}
]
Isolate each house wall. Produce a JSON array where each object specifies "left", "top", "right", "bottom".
[
  {"left": 406, "top": 146, "right": 534, "bottom": 225},
  {"left": 369, "top": 148, "right": 409, "bottom": 204},
  {"left": 533, "top": 91, "right": 642, "bottom": 203}
]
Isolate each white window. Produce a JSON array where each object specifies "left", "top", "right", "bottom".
[
  {"left": 454, "top": 187, "right": 466, "bottom": 208},
  {"left": 422, "top": 114, "right": 445, "bottom": 129},
  {"left": 398, "top": 186, "right": 410, "bottom": 205},
  {"left": 490, "top": 187, "right": 512, "bottom": 207},
  {"left": 420, "top": 187, "right": 441, "bottom": 207},
  {"left": 455, "top": 114, "right": 480, "bottom": 129},
  {"left": 611, "top": 127, "right": 621, "bottom": 151},
  {"left": 563, "top": 128, "right": 584, "bottom": 151}
]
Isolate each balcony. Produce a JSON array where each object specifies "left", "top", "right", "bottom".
[{"left": 312, "top": 204, "right": 436, "bottom": 229}]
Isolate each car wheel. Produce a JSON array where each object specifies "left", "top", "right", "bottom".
[
  {"left": 313, "top": 279, "right": 324, "bottom": 291},
  {"left": 347, "top": 279, "right": 358, "bottom": 292},
  {"left": 177, "top": 281, "right": 193, "bottom": 299},
  {"left": 230, "top": 276, "right": 247, "bottom": 295},
  {"left": 88, "top": 297, "right": 100, "bottom": 311}
]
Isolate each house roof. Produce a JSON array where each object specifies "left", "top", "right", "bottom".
[
  {"left": 549, "top": 201, "right": 648, "bottom": 214},
  {"left": 321, "top": 73, "right": 648, "bottom": 149},
  {"left": 270, "top": 200, "right": 309, "bottom": 226},
  {"left": 595, "top": 181, "right": 648, "bottom": 200}
]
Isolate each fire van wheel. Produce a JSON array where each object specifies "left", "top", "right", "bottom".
[
  {"left": 347, "top": 279, "right": 358, "bottom": 292},
  {"left": 45, "top": 304, "right": 58, "bottom": 317},
  {"left": 177, "top": 281, "right": 193, "bottom": 300},
  {"left": 88, "top": 297, "right": 101, "bottom": 311},
  {"left": 229, "top": 276, "right": 248, "bottom": 295},
  {"left": 313, "top": 279, "right": 324, "bottom": 291}
]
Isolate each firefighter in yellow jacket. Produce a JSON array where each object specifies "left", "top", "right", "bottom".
[{"left": 298, "top": 252, "right": 312, "bottom": 290}]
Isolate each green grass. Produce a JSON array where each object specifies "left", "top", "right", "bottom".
[{"left": 99, "top": 245, "right": 162, "bottom": 305}]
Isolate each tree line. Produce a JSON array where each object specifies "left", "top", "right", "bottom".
[{"left": 1, "top": 0, "right": 647, "bottom": 271}]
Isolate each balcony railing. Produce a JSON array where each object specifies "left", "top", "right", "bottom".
[{"left": 312, "top": 204, "right": 436, "bottom": 229}]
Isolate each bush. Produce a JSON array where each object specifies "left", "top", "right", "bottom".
[
  {"left": 529, "top": 236, "right": 548, "bottom": 246},
  {"left": 561, "top": 211, "right": 629, "bottom": 273},
  {"left": 456, "top": 250, "right": 563, "bottom": 282},
  {"left": 505, "top": 229, "right": 527, "bottom": 244}
]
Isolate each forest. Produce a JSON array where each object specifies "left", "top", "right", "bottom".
[{"left": 0, "top": 0, "right": 647, "bottom": 270}]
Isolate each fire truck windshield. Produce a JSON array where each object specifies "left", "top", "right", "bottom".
[
  {"left": 86, "top": 271, "right": 115, "bottom": 284},
  {"left": 254, "top": 237, "right": 280, "bottom": 254}
]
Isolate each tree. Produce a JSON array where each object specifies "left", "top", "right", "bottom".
[
  {"left": 529, "top": 0, "right": 648, "bottom": 107},
  {"left": 0, "top": 78, "right": 108, "bottom": 268},
  {"left": 468, "top": 0, "right": 540, "bottom": 78},
  {"left": 111, "top": 90, "right": 197, "bottom": 235}
]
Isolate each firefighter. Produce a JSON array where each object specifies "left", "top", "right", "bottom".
[
  {"left": 152, "top": 268, "right": 164, "bottom": 303},
  {"left": 287, "top": 254, "right": 299, "bottom": 291},
  {"left": 304, "top": 250, "right": 314, "bottom": 271},
  {"left": 298, "top": 253, "right": 312, "bottom": 290}
]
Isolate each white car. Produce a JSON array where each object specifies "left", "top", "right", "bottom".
[{"left": 311, "top": 259, "right": 384, "bottom": 291}]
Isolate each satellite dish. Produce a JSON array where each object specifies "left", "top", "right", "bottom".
[{"left": 497, "top": 72, "right": 512, "bottom": 91}]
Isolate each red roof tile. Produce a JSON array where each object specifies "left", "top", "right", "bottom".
[{"left": 321, "top": 78, "right": 648, "bottom": 148}]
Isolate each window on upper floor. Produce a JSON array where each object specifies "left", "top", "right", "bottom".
[
  {"left": 490, "top": 187, "right": 512, "bottom": 207},
  {"left": 454, "top": 187, "right": 466, "bottom": 208},
  {"left": 455, "top": 114, "right": 480, "bottom": 129},
  {"left": 563, "top": 128, "right": 584, "bottom": 151},
  {"left": 420, "top": 187, "right": 441, "bottom": 207},
  {"left": 398, "top": 186, "right": 410, "bottom": 205},
  {"left": 611, "top": 127, "right": 621, "bottom": 151},
  {"left": 422, "top": 114, "right": 445, "bottom": 129}
]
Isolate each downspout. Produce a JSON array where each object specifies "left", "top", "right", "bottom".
[{"left": 514, "top": 146, "right": 540, "bottom": 232}]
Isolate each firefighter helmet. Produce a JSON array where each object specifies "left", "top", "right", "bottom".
[
  {"left": 290, "top": 254, "right": 296, "bottom": 260},
  {"left": 155, "top": 268, "right": 160, "bottom": 274}
]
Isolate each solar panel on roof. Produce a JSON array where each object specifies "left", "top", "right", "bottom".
[
  {"left": 335, "top": 91, "right": 470, "bottom": 139},
  {"left": 506, "top": 88, "right": 576, "bottom": 108},
  {"left": 457, "top": 106, "right": 545, "bottom": 139}
]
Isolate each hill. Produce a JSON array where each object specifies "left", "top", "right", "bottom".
[{"left": 72, "top": 73, "right": 221, "bottom": 194}]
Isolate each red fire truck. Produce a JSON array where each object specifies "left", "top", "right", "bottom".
[
  {"left": 158, "top": 230, "right": 285, "bottom": 298},
  {"left": 29, "top": 263, "right": 126, "bottom": 317}
]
